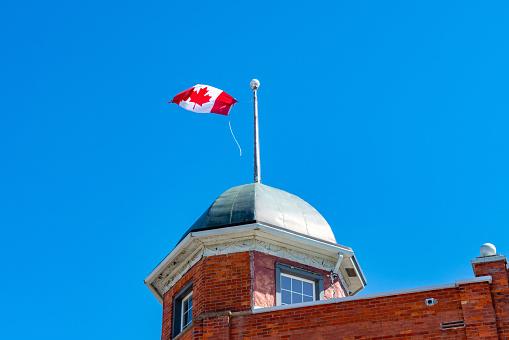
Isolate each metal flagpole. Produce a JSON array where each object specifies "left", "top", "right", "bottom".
[{"left": 251, "top": 79, "right": 261, "bottom": 184}]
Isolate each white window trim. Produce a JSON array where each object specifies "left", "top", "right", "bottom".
[
  {"left": 281, "top": 273, "right": 316, "bottom": 304},
  {"left": 275, "top": 262, "right": 324, "bottom": 306},
  {"left": 180, "top": 291, "right": 193, "bottom": 331},
  {"left": 172, "top": 281, "right": 193, "bottom": 338}
]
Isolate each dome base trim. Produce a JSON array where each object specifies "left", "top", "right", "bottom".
[{"left": 178, "top": 219, "right": 344, "bottom": 249}]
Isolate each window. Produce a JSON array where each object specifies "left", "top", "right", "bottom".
[
  {"left": 281, "top": 273, "right": 315, "bottom": 304},
  {"left": 172, "top": 282, "right": 193, "bottom": 338},
  {"left": 276, "top": 263, "right": 324, "bottom": 306},
  {"left": 181, "top": 291, "right": 193, "bottom": 330}
]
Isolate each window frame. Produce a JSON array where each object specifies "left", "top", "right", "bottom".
[
  {"left": 180, "top": 291, "right": 193, "bottom": 331},
  {"left": 275, "top": 262, "right": 324, "bottom": 306},
  {"left": 172, "top": 281, "right": 193, "bottom": 338},
  {"left": 280, "top": 272, "right": 316, "bottom": 305}
]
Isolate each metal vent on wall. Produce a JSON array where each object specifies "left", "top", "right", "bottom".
[
  {"left": 441, "top": 320, "right": 465, "bottom": 330},
  {"left": 345, "top": 268, "right": 357, "bottom": 277}
]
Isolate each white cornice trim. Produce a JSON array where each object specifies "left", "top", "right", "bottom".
[
  {"left": 146, "top": 281, "right": 163, "bottom": 304},
  {"left": 203, "top": 239, "right": 336, "bottom": 270},
  {"left": 162, "top": 239, "right": 347, "bottom": 294},
  {"left": 191, "top": 224, "right": 354, "bottom": 255},
  {"left": 163, "top": 247, "right": 204, "bottom": 292},
  {"left": 145, "top": 233, "right": 192, "bottom": 284},
  {"left": 145, "top": 223, "right": 364, "bottom": 304},
  {"left": 145, "top": 223, "right": 348, "bottom": 284}
]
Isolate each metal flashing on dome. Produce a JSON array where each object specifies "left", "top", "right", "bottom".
[{"left": 177, "top": 183, "right": 337, "bottom": 245}]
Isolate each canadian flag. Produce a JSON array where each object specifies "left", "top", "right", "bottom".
[{"left": 170, "top": 84, "right": 237, "bottom": 116}]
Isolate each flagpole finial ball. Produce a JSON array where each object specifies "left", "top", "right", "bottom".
[
  {"left": 250, "top": 79, "right": 260, "bottom": 90},
  {"left": 480, "top": 243, "right": 497, "bottom": 257}
]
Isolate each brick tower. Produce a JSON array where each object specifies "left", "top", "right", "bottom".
[
  {"left": 145, "top": 183, "right": 366, "bottom": 339},
  {"left": 145, "top": 184, "right": 509, "bottom": 339}
]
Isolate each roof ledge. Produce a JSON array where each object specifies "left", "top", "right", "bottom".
[
  {"left": 471, "top": 255, "right": 507, "bottom": 265},
  {"left": 252, "top": 276, "right": 493, "bottom": 315},
  {"left": 144, "top": 223, "right": 366, "bottom": 304}
]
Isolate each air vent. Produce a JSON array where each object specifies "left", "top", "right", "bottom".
[
  {"left": 345, "top": 268, "right": 357, "bottom": 277},
  {"left": 441, "top": 320, "right": 465, "bottom": 330}
]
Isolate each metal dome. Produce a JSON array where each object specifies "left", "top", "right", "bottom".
[{"left": 179, "top": 183, "right": 337, "bottom": 244}]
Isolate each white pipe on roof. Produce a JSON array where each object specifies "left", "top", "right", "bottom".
[{"left": 334, "top": 252, "right": 344, "bottom": 273}]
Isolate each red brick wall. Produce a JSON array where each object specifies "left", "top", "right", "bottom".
[
  {"left": 161, "top": 252, "right": 507, "bottom": 340},
  {"left": 178, "top": 327, "right": 194, "bottom": 340},
  {"left": 199, "top": 252, "right": 251, "bottom": 314},
  {"left": 163, "top": 250, "right": 347, "bottom": 338},
  {"left": 231, "top": 286, "right": 469, "bottom": 339},
  {"left": 202, "top": 315, "right": 230, "bottom": 339},
  {"left": 161, "top": 260, "right": 201, "bottom": 340},
  {"left": 473, "top": 258, "right": 509, "bottom": 339},
  {"left": 168, "top": 281, "right": 498, "bottom": 340},
  {"left": 458, "top": 282, "right": 497, "bottom": 339},
  {"left": 161, "top": 252, "right": 251, "bottom": 340}
]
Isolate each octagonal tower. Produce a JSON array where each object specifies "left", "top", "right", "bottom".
[{"left": 145, "top": 183, "right": 366, "bottom": 339}]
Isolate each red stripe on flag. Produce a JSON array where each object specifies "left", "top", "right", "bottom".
[
  {"left": 170, "top": 88, "right": 194, "bottom": 105},
  {"left": 211, "top": 91, "right": 237, "bottom": 116}
]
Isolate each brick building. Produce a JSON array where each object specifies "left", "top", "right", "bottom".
[{"left": 145, "top": 183, "right": 508, "bottom": 339}]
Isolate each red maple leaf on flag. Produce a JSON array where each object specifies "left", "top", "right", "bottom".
[{"left": 189, "top": 87, "right": 212, "bottom": 109}]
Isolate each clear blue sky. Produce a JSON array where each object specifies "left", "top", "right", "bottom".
[{"left": 1, "top": 1, "right": 509, "bottom": 338}]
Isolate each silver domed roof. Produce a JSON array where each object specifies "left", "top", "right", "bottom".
[{"left": 180, "top": 183, "right": 337, "bottom": 244}]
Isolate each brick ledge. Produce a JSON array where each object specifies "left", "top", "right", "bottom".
[{"left": 252, "top": 276, "right": 492, "bottom": 314}]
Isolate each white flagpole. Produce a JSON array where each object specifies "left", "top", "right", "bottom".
[{"left": 251, "top": 79, "right": 261, "bottom": 184}]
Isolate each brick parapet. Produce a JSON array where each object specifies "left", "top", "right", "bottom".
[
  {"left": 231, "top": 287, "right": 467, "bottom": 339},
  {"left": 473, "top": 257, "right": 509, "bottom": 339},
  {"left": 458, "top": 282, "right": 498, "bottom": 339}
]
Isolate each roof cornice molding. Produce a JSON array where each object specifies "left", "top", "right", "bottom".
[{"left": 144, "top": 223, "right": 366, "bottom": 304}]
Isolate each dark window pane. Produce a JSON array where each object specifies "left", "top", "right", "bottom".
[
  {"left": 282, "top": 276, "right": 291, "bottom": 290},
  {"left": 183, "top": 299, "right": 188, "bottom": 311},
  {"left": 303, "top": 295, "right": 313, "bottom": 302},
  {"left": 188, "top": 307, "right": 192, "bottom": 320},
  {"left": 189, "top": 296, "right": 193, "bottom": 308},
  {"left": 292, "top": 279, "right": 302, "bottom": 293},
  {"left": 282, "top": 290, "right": 291, "bottom": 304},
  {"left": 183, "top": 311, "right": 189, "bottom": 327},
  {"left": 303, "top": 282, "right": 313, "bottom": 296},
  {"left": 292, "top": 293, "right": 302, "bottom": 303}
]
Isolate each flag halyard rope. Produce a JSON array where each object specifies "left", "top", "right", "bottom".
[{"left": 228, "top": 120, "right": 242, "bottom": 156}]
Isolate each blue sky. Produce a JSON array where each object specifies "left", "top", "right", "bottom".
[{"left": 2, "top": 1, "right": 509, "bottom": 338}]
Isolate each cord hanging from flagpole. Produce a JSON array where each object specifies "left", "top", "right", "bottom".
[{"left": 228, "top": 120, "right": 242, "bottom": 156}]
